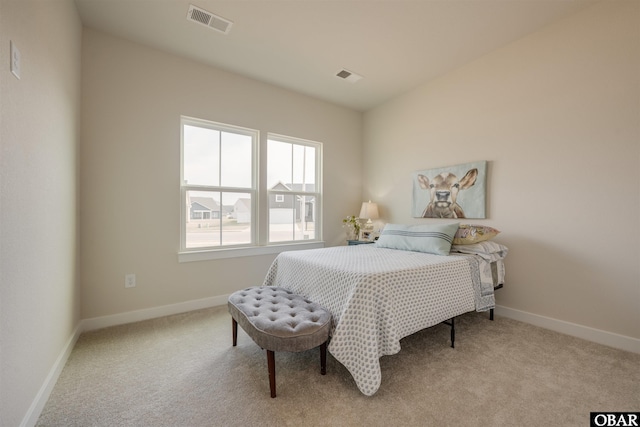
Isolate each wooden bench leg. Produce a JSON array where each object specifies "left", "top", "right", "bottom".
[
  {"left": 232, "top": 318, "right": 238, "bottom": 346},
  {"left": 267, "top": 350, "right": 276, "bottom": 398},
  {"left": 320, "top": 341, "right": 327, "bottom": 375}
]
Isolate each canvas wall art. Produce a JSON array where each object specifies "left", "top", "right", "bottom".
[{"left": 412, "top": 160, "right": 487, "bottom": 219}]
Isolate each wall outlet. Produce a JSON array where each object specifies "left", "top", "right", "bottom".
[{"left": 125, "top": 273, "right": 136, "bottom": 288}]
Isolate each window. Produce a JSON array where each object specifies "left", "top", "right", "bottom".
[
  {"left": 180, "top": 117, "right": 322, "bottom": 259},
  {"left": 267, "top": 134, "right": 321, "bottom": 243},
  {"left": 181, "top": 117, "right": 257, "bottom": 251}
]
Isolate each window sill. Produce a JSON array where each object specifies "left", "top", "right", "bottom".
[{"left": 178, "top": 241, "right": 325, "bottom": 263}]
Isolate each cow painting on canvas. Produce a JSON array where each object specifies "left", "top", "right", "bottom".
[
  {"left": 417, "top": 169, "right": 478, "bottom": 218},
  {"left": 412, "top": 161, "right": 487, "bottom": 219}
]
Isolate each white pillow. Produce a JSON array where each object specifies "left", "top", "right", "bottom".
[
  {"left": 375, "top": 223, "right": 459, "bottom": 255},
  {"left": 451, "top": 241, "right": 508, "bottom": 256}
]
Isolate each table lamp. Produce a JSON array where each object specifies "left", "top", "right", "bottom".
[{"left": 359, "top": 200, "right": 379, "bottom": 236}]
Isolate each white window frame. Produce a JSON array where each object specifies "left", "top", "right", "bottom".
[
  {"left": 266, "top": 133, "right": 323, "bottom": 245},
  {"left": 179, "top": 117, "right": 323, "bottom": 262}
]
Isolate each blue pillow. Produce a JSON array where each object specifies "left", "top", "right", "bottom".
[{"left": 375, "top": 223, "right": 459, "bottom": 255}]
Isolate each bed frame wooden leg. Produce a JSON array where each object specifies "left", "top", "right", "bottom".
[{"left": 490, "top": 308, "right": 494, "bottom": 321}]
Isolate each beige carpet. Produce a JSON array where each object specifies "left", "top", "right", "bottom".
[{"left": 37, "top": 306, "right": 639, "bottom": 427}]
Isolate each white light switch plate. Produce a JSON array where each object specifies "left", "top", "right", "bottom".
[
  {"left": 125, "top": 273, "right": 136, "bottom": 288},
  {"left": 10, "top": 41, "right": 21, "bottom": 79}
]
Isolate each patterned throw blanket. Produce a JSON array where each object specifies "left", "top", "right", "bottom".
[
  {"left": 451, "top": 241, "right": 509, "bottom": 311},
  {"left": 262, "top": 244, "right": 508, "bottom": 396}
]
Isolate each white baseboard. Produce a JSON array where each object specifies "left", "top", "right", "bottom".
[
  {"left": 81, "top": 294, "right": 229, "bottom": 331},
  {"left": 495, "top": 305, "right": 640, "bottom": 354},
  {"left": 20, "top": 322, "right": 83, "bottom": 427}
]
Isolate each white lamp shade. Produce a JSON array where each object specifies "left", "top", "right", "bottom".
[{"left": 359, "top": 201, "right": 379, "bottom": 220}]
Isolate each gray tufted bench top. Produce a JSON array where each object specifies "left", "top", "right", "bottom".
[{"left": 228, "top": 286, "right": 331, "bottom": 353}]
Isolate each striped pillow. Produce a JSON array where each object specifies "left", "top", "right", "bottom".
[{"left": 375, "top": 223, "right": 459, "bottom": 255}]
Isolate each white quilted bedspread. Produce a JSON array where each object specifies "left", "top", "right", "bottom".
[{"left": 262, "top": 245, "right": 482, "bottom": 396}]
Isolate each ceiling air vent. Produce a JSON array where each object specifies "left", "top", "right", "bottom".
[
  {"left": 187, "top": 5, "right": 233, "bottom": 35},
  {"left": 335, "top": 68, "right": 363, "bottom": 83}
]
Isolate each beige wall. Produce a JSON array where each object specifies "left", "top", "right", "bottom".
[
  {"left": 363, "top": 0, "right": 639, "bottom": 339},
  {"left": 2, "top": 1, "right": 637, "bottom": 424},
  {"left": 80, "top": 29, "right": 362, "bottom": 319},
  {"left": 0, "top": 0, "right": 82, "bottom": 425}
]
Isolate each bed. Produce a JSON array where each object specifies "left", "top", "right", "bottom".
[{"left": 262, "top": 236, "right": 508, "bottom": 396}]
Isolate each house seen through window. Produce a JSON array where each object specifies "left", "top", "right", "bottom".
[{"left": 180, "top": 117, "right": 322, "bottom": 253}]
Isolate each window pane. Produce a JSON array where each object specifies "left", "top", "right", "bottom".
[
  {"left": 269, "top": 195, "right": 315, "bottom": 242},
  {"left": 268, "top": 140, "right": 316, "bottom": 191},
  {"left": 291, "top": 144, "right": 316, "bottom": 189},
  {"left": 304, "top": 147, "right": 316, "bottom": 187},
  {"left": 297, "top": 195, "right": 316, "bottom": 241},
  {"left": 183, "top": 125, "right": 220, "bottom": 186},
  {"left": 221, "top": 192, "right": 252, "bottom": 245},
  {"left": 292, "top": 144, "right": 305, "bottom": 186},
  {"left": 186, "top": 190, "right": 222, "bottom": 248},
  {"left": 221, "top": 132, "right": 252, "bottom": 188},
  {"left": 186, "top": 190, "right": 252, "bottom": 248},
  {"left": 267, "top": 140, "right": 292, "bottom": 189}
]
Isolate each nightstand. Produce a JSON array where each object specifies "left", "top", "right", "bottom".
[{"left": 347, "top": 240, "right": 375, "bottom": 246}]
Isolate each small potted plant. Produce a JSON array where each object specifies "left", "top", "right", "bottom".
[{"left": 342, "top": 215, "right": 361, "bottom": 241}]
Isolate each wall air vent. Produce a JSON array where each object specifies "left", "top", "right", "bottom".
[
  {"left": 335, "top": 68, "right": 363, "bottom": 83},
  {"left": 187, "top": 5, "right": 233, "bottom": 35}
]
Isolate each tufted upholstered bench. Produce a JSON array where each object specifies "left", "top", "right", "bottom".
[{"left": 227, "top": 286, "right": 331, "bottom": 398}]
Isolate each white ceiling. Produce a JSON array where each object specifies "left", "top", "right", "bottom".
[{"left": 74, "top": 0, "right": 598, "bottom": 112}]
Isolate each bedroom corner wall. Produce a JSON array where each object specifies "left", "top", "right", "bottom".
[
  {"left": 0, "top": 1, "right": 82, "bottom": 426},
  {"left": 363, "top": 0, "right": 639, "bottom": 343},
  {"left": 80, "top": 29, "right": 362, "bottom": 320}
]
